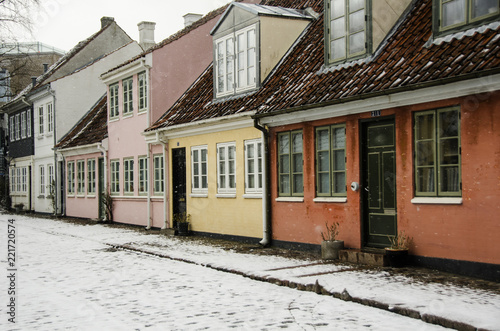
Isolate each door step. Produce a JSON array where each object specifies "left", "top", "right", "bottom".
[{"left": 339, "top": 249, "right": 385, "bottom": 267}]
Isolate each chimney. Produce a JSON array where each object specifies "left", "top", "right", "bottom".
[
  {"left": 137, "top": 21, "right": 156, "bottom": 50},
  {"left": 183, "top": 13, "right": 203, "bottom": 27},
  {"left": 101, "top": 16, "right": 115, "bottom": 29},
  {"left": 31, "top": 77, "right": 37, "bottom": 86},
  {"left": 43, "top": 63, "right": 49, "bottom": 73}
]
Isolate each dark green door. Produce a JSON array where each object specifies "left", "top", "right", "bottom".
[
  {"left": 98, "top": 157, "right": 105, "bottom": 220},
  {"left": 361, "top": 119, "right": 397, "bottom": 248}
]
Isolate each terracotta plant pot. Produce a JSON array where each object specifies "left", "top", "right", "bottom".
[
  {"left": 385, "top": 248, "right": 409, "bottom": 268},
  {"left": 321, "top": 240, "right": 344, "bottom": 260}
]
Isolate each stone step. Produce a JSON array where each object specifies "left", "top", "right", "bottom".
[{"left": 339, "top": 249, "right": 385, "bottom": 267}]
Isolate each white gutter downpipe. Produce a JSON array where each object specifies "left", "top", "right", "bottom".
[
  {"left": 146, "top": 142, "right": 152, "bottom": 229},
  {"left": 254, "top": 119, "right": 270, "bottom": 246},
  {"left": 159, "top": 135, "right": 168, "bottom": 230},
  {"left": 97, "top": 143, "right": 108, "bottom": 221}
]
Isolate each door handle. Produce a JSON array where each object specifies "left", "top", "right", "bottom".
[{"left": 364, "top": 186, "right": 369, "bottom": 192}]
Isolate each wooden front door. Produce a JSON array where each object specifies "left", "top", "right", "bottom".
[
  {"left": 361, "top": 118, "right": 397, "bottom": 248},
  {"left": 172, "top": 148, "right": 186, "bottom": 221}
]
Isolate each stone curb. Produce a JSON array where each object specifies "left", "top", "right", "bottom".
[{"left": 108, "top": 243, "right": 486, "bottom": 331}]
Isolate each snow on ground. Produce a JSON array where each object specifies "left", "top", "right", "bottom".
[{"left": 1, "top": 214, "right": 499, "bottom": 330}]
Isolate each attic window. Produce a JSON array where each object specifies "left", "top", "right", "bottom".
[
  {"left": 437, "top": 0, "right": 499, "bottom": 33},
  {"left": 326, "top": 0, "right": 369, "bottom": 64},
  {"left": 215, "top": 24, "right": 257, "bottom": 98}
]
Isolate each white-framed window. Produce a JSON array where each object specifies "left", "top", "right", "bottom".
[
  {"left": 245, "top": 139, "right": 263, "bottom": 194},
  {"left": 138, "top": 71, "right": 147, "bottom": 111},
  {"left": 77, "top": 160, "right": 85, "bottom": 195},
  {"left": 39, "top": 165, "right": 45, "bottom": 195},
  {"left": 438, "top": 0, "right": 500, "bottom": 32},
  {"left": 38, "top": 105, "right": 44, "bottom": 135},
  {"left": 9, "top": 116, "right": 14, "bottom": 141},
  {"left": 110, "top": 159, "right": 120, "bottom": 194},
  {"left": 22, "top": 167, "right": 27, "bottom": 192},
  {"left": 122, "top": 77, "right": 133, "bottom": 115},
  {"left": 217, "top": 142, "right": 236, "bottom": 194},
  {"left": 10, "top": 168, "right": 16, "bottom": 193},
  {"left": 27, "top": 111, "right": 31, "bottom": 137},
  {"left": 123, "top": 158, "right": 134, "bottom": 194},
  {"left": 109, "top": 83, "right": 119, "bottom": 118},
  {"left": 48, "top": 164, "right": 54, "bottom": 195},
  {"left": 191, "top": 145, "right": 208, "bottom": 194},
  {"left": 215, "top": 24, "right": 257, "bottom": 97},
  {"left": 15, "top": 114, "right": 20, "bottom": 140},
  {"left": 138, "top": 156, "right": 148, "bottom": 195},
  {"left": 153, "top": 155, "right": 164, "bottom": 194},
  {"left": 21, "top": 112, "right": 26, "bottom": 138},
  {"left": 327, "top": 0, "right": 368, "bottom": 64},
  {"left": 87, "top": 159, "right": 96, "bottom": 195},
  {"left": 67, "top": 161, "right": 75, "bottom": 195},
  {"left": 16, "top": 168, "right": 21, "bottom": 192},
  {"left": 47, "top": 103, "right": 53, "bottom": 133}
]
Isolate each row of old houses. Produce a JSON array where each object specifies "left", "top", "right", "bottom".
[{"left": 2, "top": 0, "right": 499, "bottom": 281}]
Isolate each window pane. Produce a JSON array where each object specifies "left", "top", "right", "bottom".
[
  {"left": 332, "top": 0, "right": 345, "bottom": 18},
  {"left": 349, "top": 0, "right": 364, "bottom": 12},
  {"left": 292, "top": 132, "right": 303, "bottom": 153},
  {"left": 417, "top": 167, "right": 435, "bottom": 192},
  {"left": 293, "top": 174, "right": 304, "bottom": 194},
  {"left": 334, "top": 172, "right": 346, "bottom": 193},
  {"left": 349, "top": 31, "right": 365, "bottom": 54},
  {"left": 439, "top": 110, "right": 459, "bottom": 138},
  {"left": 334, "top": 150, "right": 345, "bottom": 171},
  {"left": 440, "top": 166, "right": 460, "bottom": 192},
  {"left": 279, "top": 134, "right": 290, "bottom": 154},
  {"left": 442, "top": 0, "right": 466, "bottom": 27},
  {"left": 318, "top": 173, "right": 330, "bottom": 194},
  {"left": 471, "top": 0, "right": 499, "bottom": 18},
  {"left": 318, "top": 151, "right": 329, "bottom": 172},
  {"left": 331, "top": 17, "right": 346, "bottom": 39},
  {"left": 332, "top": 127, "right": 345, "bottom": 148},
  {"left": 193, "top": 150, "right": 199, "bottom": 163},
  {"left": 440, "top": 138, "right": 459, "bottom": 165},
  {"left": 280, "top": 174, "right": 290, "bottom": 194},
  {"left": 280, "top": 155, "right": 290, "bottom": 173},
  {"left": 332, "top": 38, "right": 346, "bottom": 60},
  {"left": 201, "top": 149, "right": 207, "bottom": 162},
  {"left": 293, "top": 154, "right": 303, "bottom": 173},
  {"left": 248, "top": 158, "right": 255, "bottom": 173},
  {"left": 416, "top": 114, "right": 434, "bottom": 140},
  {"left": 317, "top": 129, "right": 329, "bottom": 150},
  {"left": 349, "top": 9, "right": 365, "bottom": 33},
  {"left": 416, "top": 141, "right": 435, "bottom": 166}
]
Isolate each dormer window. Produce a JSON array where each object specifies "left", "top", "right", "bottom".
[
  {"left": 326, "top": 0, "right": 370, "bottom": 64},
  {"left": 436, "top": 0, "right": 499, "bottom": 34},
  {"left": 215, "top": 24, "right": 257, "bottom": 97}
]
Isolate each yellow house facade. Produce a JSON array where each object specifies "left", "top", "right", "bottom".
[{"left": 148, "top": 113, "right": 265, "bottom": 241}]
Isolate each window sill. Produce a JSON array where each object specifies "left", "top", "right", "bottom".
[
  {"left": 190, "top": 193, "right": 208, "bottom": 198},
  {"left": 243, "top": 193, "right": 262, "bottom": 199},
  {"left": 411, "top": 197, "right": 463, "bottom": 205},
  {"left": 216, "top": 193, "right": 236, "bottom": 199},
  {"left": 109, "top": 117, "right": 119, "bottom": 123},
  {"left": 87, "top": 195, "right": 96, "bottom": 198},
  {"left": 122, "top": 113, "right": 133, "bottom": 119},
  {"left": 313, "top": 197, "right": 347, "bottom": 203},
  {"left": 138, "top": 109, "right": 147, "bottom": 114},
  {"left": 275, "top": 197, "right": 304, "bottom": 203}
]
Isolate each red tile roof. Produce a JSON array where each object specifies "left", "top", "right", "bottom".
[
  {"left": 147, "top": 0, "right": 500, "bottom": 131},
  {"left": 55, "top": 95, "right": 108, "bottom": 150}
]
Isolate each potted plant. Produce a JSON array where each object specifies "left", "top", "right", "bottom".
[
  {"left": 321, "top": 221, "right": 344, "bottom": 260},
  {"left": 385, "top": 231, "right": 412, "bottom": 268},
  {"left": 174, "top": 212, "right": 191, "bottom": 236}
]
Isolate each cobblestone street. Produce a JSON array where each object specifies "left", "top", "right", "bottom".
[{"left": 0, "top": 215, "right": 452, "bottom": 330}]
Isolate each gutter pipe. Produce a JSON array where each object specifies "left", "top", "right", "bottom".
[
  {"left": 253, "top": 119, "right": 270, "bottom": 247},
  {"left": 97, "top": 143, "right": 108, "bottom": 221}
]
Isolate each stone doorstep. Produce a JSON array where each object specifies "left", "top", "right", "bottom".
[{"left": 339, "top": 249, "right": 385, "bottom": 267}]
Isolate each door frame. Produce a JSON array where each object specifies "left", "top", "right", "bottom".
[
  {"left": 359, "top": 115, "right": 397, "bottom": 249},
  {"left": 171, "top": 148, "right": 187, "bottom": 227}
]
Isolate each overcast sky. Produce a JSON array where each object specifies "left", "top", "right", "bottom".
[{"left": 23, "top": 0, "right": 231, "bottom": 52}]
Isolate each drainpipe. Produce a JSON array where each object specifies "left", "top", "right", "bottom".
[
  {"left": 254, "top": 119, "right": 270, "bottom": 247},
  {"left": 146, "top": 142, "right": 152, "bottom": 230},
  {"left": 97, "top": 143, "right": 108, "bottom": 221}
]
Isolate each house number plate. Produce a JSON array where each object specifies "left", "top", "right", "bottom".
[{"left": 371, "top": 110, "right": 381, "bottom": 117}]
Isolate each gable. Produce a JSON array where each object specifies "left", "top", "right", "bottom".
[{"left": 212, "top": 5, "right": 259, "bottom": 38}]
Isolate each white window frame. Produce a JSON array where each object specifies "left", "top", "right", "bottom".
[
  {"left": 10, "top": 168, "right": 16, "bottom": 193},
  {"left": 9, "top": 116, "right": 14, "bottom": 141},
  {"left": 138, "top": 71, "right": 148, "bottom": 112},
  {"left": 38, "top": 105, "right": 44, "bottom": 135},
  {"left": 22, "top": 167, "right": 27, "bottom": 193},
  {"left": 48, "top": 164, "right": 54, "bottom": 195},
  {"left": 47, "top": 103, "right": 53, "bottom": 133},
  {"left": 15, "top": 114, "right": 20, "bottom": 140},
  {"left": 27, "top": 111, "right": 31, "bottom": 137},
  {"left": 110, "top": 159, "right": 120, "bottom": 195},
  {"left": 67, "top": 161, "right": 75, "bottom": 195},
  {"left": 438, "top": 0, "right": 500, "bottom": 32},
  {"left": 16, "top": 168, "right": 21, "bottom": 192},
  {"left": 217, "top": 142, "right": 236, "bottom": 195},
  {"left": 122, "top": 77, "right": 133, "bottom": 115},
  {"left": 39, "top": 165, "right": 45, "bottom": 195},
  {"left": 153, "top": 155, "right": 164, "bottom": 195},
  {"left": 76, "top": 160, "right": 85, "bottom": 195},
  {"left": 214, "top": 24, "right": 257, "bottom": 98},
  {"left": 244, "top": 139, "right": 263, "bottom": 195},
  {"left": 109, "top": 83, "right": 119, "bottom": 119},
  {"left": 138, "top": 156, "right": 148, "bottom": 195},
  {"left": 21, "top": 112, "right": 26, "bottom": 138},
  {"left": 123, "top": 158, "right": 134, "bottom": 194},
  {"left": 87, "top": 159, "right": 96, "bottom": 195},
  {"left": 191, "top": 145, "right": 208, "bottom": 195}
]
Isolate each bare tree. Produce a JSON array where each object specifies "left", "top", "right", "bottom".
[{"left": 0, "top": 0, "right": 40, "bottom": 41}]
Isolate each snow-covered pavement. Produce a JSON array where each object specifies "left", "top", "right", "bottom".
[{"left": 1, "top": 214, "right": 499, "bottom": 330}]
